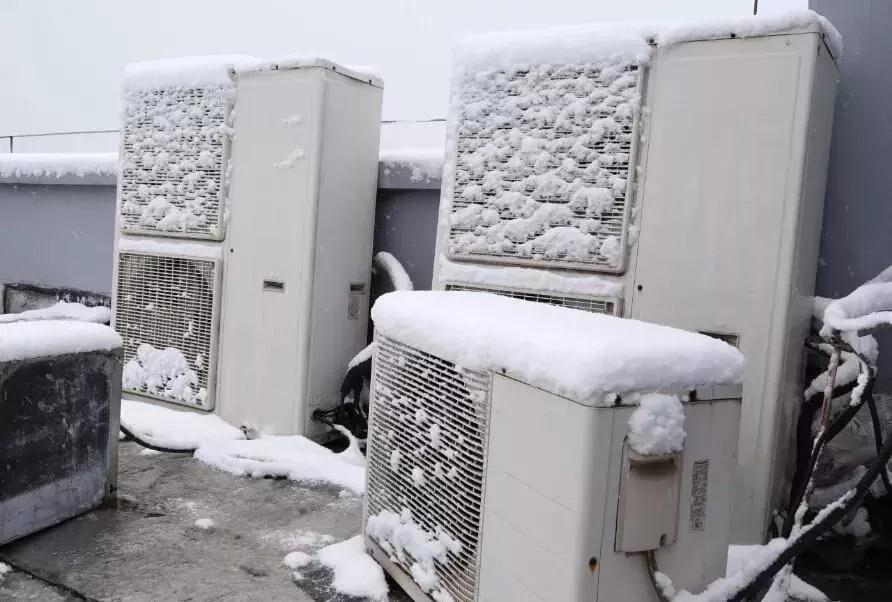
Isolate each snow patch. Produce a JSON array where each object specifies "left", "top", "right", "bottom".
[
  {"left": 372, "top": 291, "right": 743, "bottom": 404},
  {"left": 0, "top": 320, "right": 121, "bottom": 363},
  {"left": 120, "top": 399, "right": 244, "bottom": 450},
  {"left": 379, "top": 147, "right": 444, "bottom": 184},
  {"left": 194, "top": 435, "right": 366, "bottom": 492},
  {"left": 627, "top": 393, "right": 686, "bottom": 455},
  {"left": 317, "top": 535, "right": 388, "bottom": 601},
  {"left": 0, "top": 152, "right": 117, "bottom": 179},
  {"left": 0, "top": 301, "right": 110, "bottom": 324},
  {"left": 283, "top": 550, "right": 312, "bottom": 570},
  {"left": 194, "top": 518, "right": 215, "bottom": 531},
  {"left": 117, "top": 236, "right": 223, "bottom": 260}
]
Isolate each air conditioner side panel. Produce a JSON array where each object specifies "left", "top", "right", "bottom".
[
  {"left": 216, "top": 70, "right": 324, "bottom": 434},
  {"left": 628, "top": 33, "right": 826, "bottom": 542},
  {"left": 478, "top": 375, "right": 611, "bottom": 602},
  {"left": 304, "top": 72, "right": 382, "bottom": 438}
]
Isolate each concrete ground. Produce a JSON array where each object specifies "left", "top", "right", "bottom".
[{"left": 0, "top": 442, "right": 411, "bottom": 601}]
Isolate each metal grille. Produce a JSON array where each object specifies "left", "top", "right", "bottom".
[
  {"left": 119, "top": 85, "right": 230, "bottom": 240},
  {"left": 444, "top": 283, "right": 618, "bottom": 315},
  {"left": 447, "top": 62, "right": 641, "bottom": 273},
  {"left": 365, "top": 335, "right": 492, "bottom": 602},
  {"left": 115, "top": 251, "right": 220, "bottom": 409}
]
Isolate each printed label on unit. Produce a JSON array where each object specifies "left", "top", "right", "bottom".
[
  {"left": 348, "top": 293, "right": 362, "bottom": 320},
  {"left": 689, "top": 459, "right": 709, "bottom": 532}
]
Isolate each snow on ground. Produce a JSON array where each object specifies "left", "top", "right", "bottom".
[
  {"left": 372, "top": 291, "right": 743, "bottom": 404},
  {"left": 120, "top": 399, "right": 244, "bottom": 449},
  {"left": 317, "top": 536, "right": 389, "bottom": 601},
  {"left": 374, "top": 251, "right": 414, "bottom": 291},
  {"left": 194, "top": 518, "right": 215, "bottom": 531},
  {"left": 0, "top": 152, "right": 117, "bottom": 179},
  {"left": 0, "top": 301, "right": 110, "bottom": 324},
  {"left": 627, "top": 393, "right": 686, "bottom": 455},
  {"left": 195, "top": 435, "right": 366, "bottom": 493},
  {"left": 121, "top": 399, "right": 365, "bottom": 491},
  {"left": 0, "top": 320, "right": 121, "bottom": 362},
  {"left": 0, "top": 562, "right": 10, "bottom": 582}
]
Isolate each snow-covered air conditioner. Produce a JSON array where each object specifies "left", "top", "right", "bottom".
[
  {"left": 432, "top": 12, "right": 840, "bottom": 541},
  {"left": 364, "top": 291, "right": 743, "bottom": 602},
  {"left": 112, "top": 56, "right": 383, "bottom": 435}
]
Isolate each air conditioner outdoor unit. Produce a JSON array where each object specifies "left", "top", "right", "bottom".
[
  {"left": 431, "top": 12, "right": 840, "bottom": 541},
  {"left": 363, "top": 291, "right": 743, "bottom": 602},
  {"left": 112, "top": 56, "right": 383, "bottom": 436}
]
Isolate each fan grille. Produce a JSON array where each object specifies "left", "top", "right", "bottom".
[
  {"left": 119, "top": 85, "right": 230, "bottom": 239},
  {"left": 446, "top": 62, "right": 641, "bottom": 272},
  {"left": 115, "top": 251, "right": 220, "bottom": 409},
  {"left": 365, "top": 335, "right": 492, "bottom": 602},
  {"left": 444, "top": 283, "right": 618, "bottom": 315}
]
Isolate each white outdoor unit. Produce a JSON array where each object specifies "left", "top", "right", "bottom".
[
  {"left": 431, "top": 12, "right": 840, "bottom": 542},
  {"left": 112, "top": 56, "right": 383, "bottom": 436},
  {"left": 363, "top": 291, "right": 743, "bottom": 602}
]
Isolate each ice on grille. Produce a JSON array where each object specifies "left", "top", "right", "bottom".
[
  {"left": 123, "top": 343, "right": 206, "bottom": 405},
  {"left": 372, "top": 291, "right": 743, "bottom": 404},
  {"left": 444, "top": 58, "right": 640, "bottom": 272},
  {"left": 119, "top": 58, "right": 237, "bottom": 239},
  {"left": 367, "top": 508, "right": 462, "bottom": 600}
]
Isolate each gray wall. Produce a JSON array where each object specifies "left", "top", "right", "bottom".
[
  {"left": 811, "top": 0, "right": 892, "bottom": 390},
  {"left": 0, "top": 183, "right": 116, "bottom": 294},
  {"left": 0, "top": 164, "right": 442, "bottom": 299}
]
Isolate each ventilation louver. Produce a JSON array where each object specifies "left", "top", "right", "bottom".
[
  {"left": 446, "top": 63, "right": 641, "bottom": 273},
  {"left": 365, "top": 335, "right": 492, "bottom": 602},
  {"left": 119, "top": 85, "right": 230, "bottom": 240},
  {"left": 444, "top": 283, "right": 619, "bottom": 315},
  {"left": 115, "top": 251, "right": 221, "bottom": 409}
]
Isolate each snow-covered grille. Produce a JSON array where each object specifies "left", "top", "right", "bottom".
[
  {"left": 446, "top": 62, "right": 641, "bottom": 273},
  {"left": 365, "top": 335, "right": 492, "bottom": 602},
  {"left": 119, "top": 85, "right": 230, "bottom": 240},
  {"left": 114, "top": 251, "right": 220, "bottom": 409},
  {"left": 444, "top": 283, "right": 618, "bottom": 315}
]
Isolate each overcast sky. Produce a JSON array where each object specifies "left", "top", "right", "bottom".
[{"left": 0, "top": 0, "right": 806, "bottom": 149}]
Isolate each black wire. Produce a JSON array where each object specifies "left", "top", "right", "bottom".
[
  {"left": 118, "top": 424, "right": 196, "bottom": 454},
  {"left": 0, "top": 556, "right": 99, "bottom": 601},
  {"left": 731, "top": 422, "right": 892, "bottom": 601}
]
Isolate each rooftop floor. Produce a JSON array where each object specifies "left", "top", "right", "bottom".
[{"left": 0, "top": 441, "right": 409, "bottom": 601}]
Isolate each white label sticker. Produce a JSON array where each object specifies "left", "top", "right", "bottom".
[{"left": 689, "top": 459, "right": 709, "bottom": 532}]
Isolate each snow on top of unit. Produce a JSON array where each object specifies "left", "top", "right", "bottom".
[
  {"left": 124, "top": 55, "right": 258, "bottom": 90},
  {"left": 455, "top": 10, "right": 840, "bottom": 72},
  {"left": 0, "top": 301, "right": 110, "bottom": 324},
  {"left": 116, "top": 236, "right": 223, "bottom": 260},
  {"left": 0, "top": 153, "right": 117, "bottom": 179},
  {"left": 0, "top": 320, "right": 122, "bottom": 363},
  {"left": 438, "top": 255, "right": 623, "bottom": 298},
  {"left": 659, "top": 10, "right": 841, "bottom": 57},
  {"left": 627, "top": 393, "right": 686, "bottom": 455},
  {"left": 372, "top": 291, "right": 743, "bottom": 404}
]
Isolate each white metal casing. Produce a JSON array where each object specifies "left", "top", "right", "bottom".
[
  {"left": 363, "top": 336, "right": 742, "bottom": 602},
  {"left": 432, "top": 27, "right": 838, "bottom": 541},
  {"left": 112, "top": 62, "right": 382, "bottom": 435}
]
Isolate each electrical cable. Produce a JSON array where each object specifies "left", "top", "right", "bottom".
[{"left": 118, "top": 424, "right": 196, "bottom": 454}]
